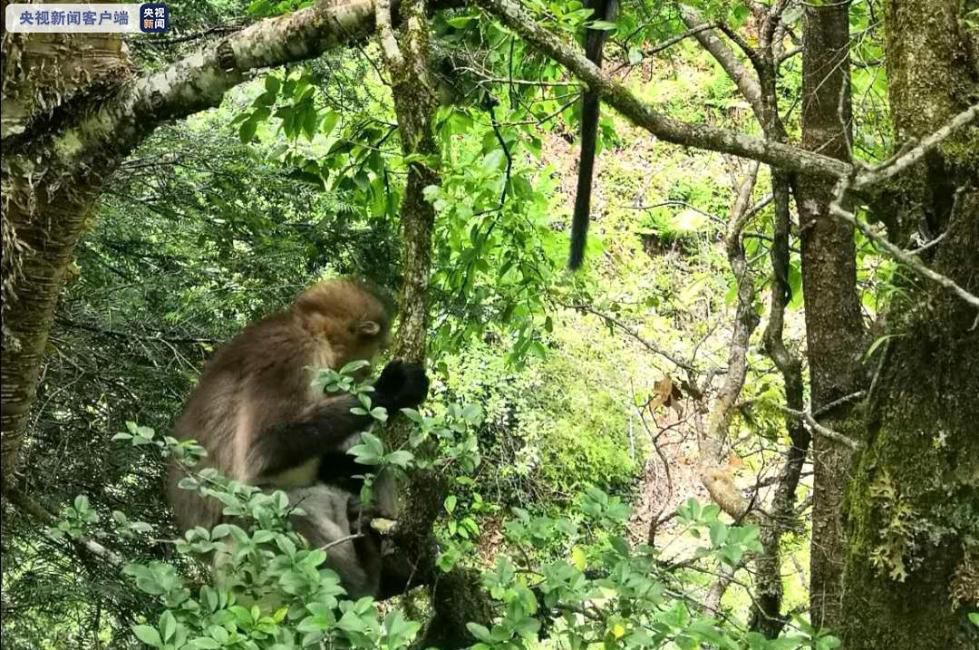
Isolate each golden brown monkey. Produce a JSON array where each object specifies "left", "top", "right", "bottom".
[{"left": 167, "top": 277, "right": 429, "bottom": 597}]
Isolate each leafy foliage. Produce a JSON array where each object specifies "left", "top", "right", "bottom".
[{"left": 5, "top": 0, "right": 916, "bottom": 647}]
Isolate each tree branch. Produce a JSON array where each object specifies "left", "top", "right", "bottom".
[
  {"left": 6, "top": 0, "right": 461, "bottom": 170},
  {"left": 472, "top": 0, "right": 851, "bottom": 179},
  {"left": 3, "top": 487, "right": 123, "bottom": 566},
  {"left": 780, "top": 406, "right": 863, "bottom": 450},
  {"left": 568, "top": 303, "right": 696, "bottom": 372},
  {"left": 375, "top": 0, "right": 404, "bottom": 67},
  {"left": 679, "top": 5, "right": 765, "bottom": 120},
  {"left": 852, "top": 103, "right": 979, "bottom": 191},
  {"left": 830, "top": 175, "right": 979, "bottom": 312},
  {"left": 699, "top": 166, "right": 760, "bottom": 519},
  {"left": 703, "top": 165, "right": 761, "bottom": 459}
]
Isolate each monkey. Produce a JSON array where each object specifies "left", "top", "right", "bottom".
[
  {"left": 167, "top": 277, "right": 430, "bottom": 598},
  {"left": 568, "top": 0, "right": 619, "bottom": 271}
]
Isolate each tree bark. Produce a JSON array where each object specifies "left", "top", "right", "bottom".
[
  {"left": 376, "top": 1, "right": 493, "bottom": 644},
  {"left": 794, "top": 1, "right": 866, "bottom": 631},
  {"left": 836, "top": 1, "right": 979, "bottom": 647},
  {"left": 1, "top": 28, "right": 131, "bottom": 489}
]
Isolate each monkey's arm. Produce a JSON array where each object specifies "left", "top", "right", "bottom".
[
  {"left": 252, "top": 394, "right": 370, "bottom": 478},
  {"left": 251, "top": 360, "right": 429, "bottom": 478}
]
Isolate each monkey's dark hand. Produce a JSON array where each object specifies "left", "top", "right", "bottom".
[{"left": 372, "top": 360, "right": 429, "bottom": 412}]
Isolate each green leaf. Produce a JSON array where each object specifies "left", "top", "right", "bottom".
[
  {"left": 466, "top": 623, "right": 494, "bottom": 643},
  {"left": 159, "top": 611, "right": 176, "bottom": 642},
  {"left": 132, "top": 625, "right": 163, "bottom": 647},
  {"left": 709, "top": 522, "right": 729, "bottom": 547},
  {"left": 385, "top": 450, "right": 413, "bottom": 469},
  {"left": 589, "top": 20, "right": 617, "bottom": 31},
  {"left": 239, "top": 118, "right": 258, "bottom": 143},
  {"left": 446, "top": 15, "right": 474, "bottom": 28},
  {"left": 481, "top": 149, "right": 505, "bottom": 172}
]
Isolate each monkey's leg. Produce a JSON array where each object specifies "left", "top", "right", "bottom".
[{"left": 288, "top": 484, "right": 381, "bottom": 599}]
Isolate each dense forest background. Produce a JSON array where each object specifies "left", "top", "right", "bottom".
[{"left": 2, "top": 0, "right": 977, "bottom": 648}]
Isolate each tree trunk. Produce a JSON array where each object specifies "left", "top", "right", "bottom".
[
  {"left": 1, "top": 29, "right": 130, "bottom": 491},
  {"left": 376, "top": 1, "right": 493, "bottom": 644},
  {"left": 795, "top": 1, "right": 865, "bottom": 631},
  {"left": 836, "top": 1, "right": 979, "bottom": 647},
  {"left": 1, "top": 191, "right": 102, "bottom": 487}
]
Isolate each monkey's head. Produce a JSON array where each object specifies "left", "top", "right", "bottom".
[{"left": 294, "top": 278, "right": 394, "bottom": 370}]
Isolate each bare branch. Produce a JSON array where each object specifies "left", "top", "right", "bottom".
[
  {"left": 830, "top": 176, "right": 979, "bottom": 312},
  {"left": 473, "top": 0, "right": 851, "bottom": 179},
  {"left": 568, "top": 303, "right": 695, "bottom": 372},
  {"left": 703, "top": 165, "right": 761, "bottom": 460},
  {"left": 852, "top": 103, "right": 979, "bottom": 190},
  {"left": 679, "top": 5, "right": 764, "bottom": 120},
  {"left": 643, "top": 22, "right": 719, "bottom": 58},
  {"left": 780, "top": 407, "right": 864, "bottom": 450},
  {"left": 697, "top": 166, "right": 760, "bottom": 519}
]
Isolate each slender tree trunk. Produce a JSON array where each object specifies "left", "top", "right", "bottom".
[
  {"left": 795, "top": 1, "right": 866, "bottom": 631},
  {"left": 752, "top": 10, "right": 809, "bottom": 636},
  {"left": 376, "top": 1, "right": 493, "bottom": 644},
  {"left": 836, "top": 1, "right": 979, "bottom": 647}
]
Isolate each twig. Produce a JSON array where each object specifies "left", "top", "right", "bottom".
[
  {"left": 568, "top": 303, "right": 695, "bottom": 372},
  {"left": 486, "top": 99, "right": 512, "bottom": 211},
  {"left": 780, "top": 407, "right": 863, "bottom": 450},
  {"left": 852, "top": 103, "right": 979, "bottom": 190},
  {"left": 645, "top": 22, "right": 719, "bottom": 57},
  {"left": 320, "top": 532, "right": 365, "bottom": 550},
  {"left": 830, "top": 175, "right": 979, "bottom": 312},
  {"left": 811, "top": 390, "right": 865, "bottom": 418},
  {"left": 4, "top": 487, "right": 123, "bottom": 566},
  {"left": 906, "top": 231, "right": 947, "bottom": 256}
]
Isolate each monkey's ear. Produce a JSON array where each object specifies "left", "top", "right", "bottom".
[{"left": 354, "top": 320, "right": 382, "bottom": 338}]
